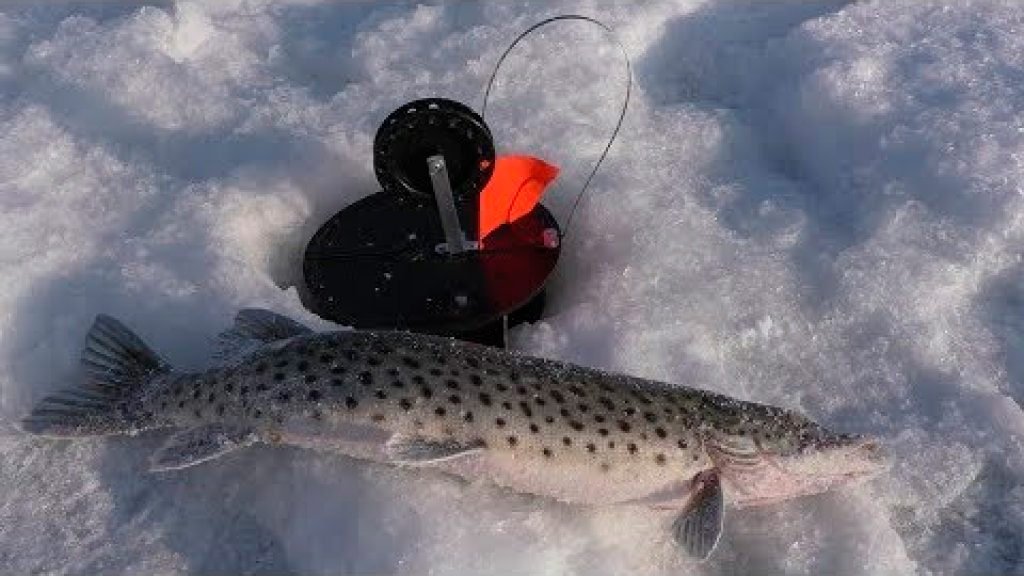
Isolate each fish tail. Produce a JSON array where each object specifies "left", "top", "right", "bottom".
[{"left": 21, "top": 314, "right": 171, "bottom": 437}]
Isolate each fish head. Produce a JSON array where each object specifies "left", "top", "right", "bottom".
[{"left": 710, "top": 405, "right": 887, "bottom": 505}]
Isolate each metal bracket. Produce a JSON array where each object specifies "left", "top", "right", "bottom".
[{"left": 427, "top": 154, "right": 467, "bottom": 255}]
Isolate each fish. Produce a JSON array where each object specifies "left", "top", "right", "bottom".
[{"left": 21, "top": 309, "right": 886, "bottom": 560}]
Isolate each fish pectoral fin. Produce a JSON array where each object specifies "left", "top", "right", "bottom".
[
  {"left": 672, "top": 469, "right": 725, "bottom": 562},
  {"left": 385, "top": 434, "right": 486, "bottom": 465},
  {"left": 150, "top": 423, "right": 258, "bottom": 472},
  {"left": 215, "top": 309, "right": 313, "bottom": 361}
]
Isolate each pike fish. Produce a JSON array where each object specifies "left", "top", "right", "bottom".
[{"left": 23, "top": 310, "right": 885, "bottom": 560}]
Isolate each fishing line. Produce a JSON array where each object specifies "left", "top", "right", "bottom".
[{"left": 480, "top": 15, "right": 633, "bottom": 238}]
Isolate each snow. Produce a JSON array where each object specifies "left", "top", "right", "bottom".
[{"left": 2, "top": 0, "right": 1024, "bottom": 573}]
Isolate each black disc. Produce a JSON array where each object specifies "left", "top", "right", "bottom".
[
  {"left": 302, "top": 192, "right": 560, "bottom": 334},
  {"left": 373, "top": 98, "right": 495, "bottom": 200}
]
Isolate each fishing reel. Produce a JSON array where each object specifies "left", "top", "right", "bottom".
[
  {"left": 303, "top": 97, "right": 561, "bottom": 345},
  {"left": 301, "top": 16, "right": 630, "bottom": 348}
]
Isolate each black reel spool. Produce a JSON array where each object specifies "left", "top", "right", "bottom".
[
  {"left": 374, "top": 98, "right": 495, "bottom": 202},
  {"left": 303, "top": 98, "right": 560, "bottom": 347}
]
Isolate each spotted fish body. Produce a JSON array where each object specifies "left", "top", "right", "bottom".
[{"left": 23, "top": 310, "right": 886, "bottom": 560}]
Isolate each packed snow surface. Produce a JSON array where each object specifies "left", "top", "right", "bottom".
[{"left": 2, "top": 0, "right": 1024, "bottom": 574}]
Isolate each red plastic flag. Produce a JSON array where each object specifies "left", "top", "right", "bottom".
[{"left": 478, "top": 155, "right": 559, "bottom": 242}]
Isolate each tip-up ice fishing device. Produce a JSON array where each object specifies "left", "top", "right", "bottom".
[{"left": 302, "top": 16, "right": 630, "bottom": 346}]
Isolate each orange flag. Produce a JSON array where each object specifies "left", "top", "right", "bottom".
[{"left": 478, "top": 155, "right": 559, "bottom": 242}]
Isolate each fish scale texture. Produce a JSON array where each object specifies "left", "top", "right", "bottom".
[{"left": 2, "top": 0, "right": 1024, "bottom": 574}]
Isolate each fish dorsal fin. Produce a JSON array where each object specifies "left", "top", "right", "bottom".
[
  {"left": 672, "top": 470, "right": 724, "bottom": 561},
  {"left": 215, "top": 308, "right": 313, "bottom": 360},
  {"left": 150, "top": 423, "right": 258, "bottom": 471},
  {"left": 82, "top": 314, "right": 169, "bottom": 388},
  {"left": 385, "top": 434, "right": 486, "bottom": 465}
]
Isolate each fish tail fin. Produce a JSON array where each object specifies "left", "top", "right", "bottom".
[{"left": 21, "top": 314, "right": 171, "bottom": 437}]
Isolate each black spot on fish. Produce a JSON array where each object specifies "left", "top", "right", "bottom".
[
  {"left": 463, "top": 411, "right": 473, "bottom": 422},
  {"left": 529, "top": 423, "right": 539, "bottom": 433},
  {"left": 371, "top": 413, "right": 385, "bottom": 423},
  {"left": 421, "top": 387, "right": 433, "bottom": 399},
  {"left": 608, "top": 441, "right": 616, "bottom": 449},
  {"left": 309, "top": 390, "right": 322, "bottom": 401},
  {"left": 330, "top": 366, "right": 346, "bottom": 375},
  {"left": 502, "top": 401, "right": 512, "bottom": 410},
  {"left": 160, "top": 401, "right": 168, "bottom": 409},
  {"left": 519, "top": 402, "right": 533, "bottom": 418},
  {"left": 445, "top": 379, "right": 460, "bottom": 390},
  {"left": 624, "top": 407, "right": 636, "bottom": 416},
  {"left": 534, "top": 397, "right": 547, "bottom": 406},
  {"left": 562, "top": 437, "right": 572, "bottom": 447},
  {"left": 207, "top": 393, "right": 216, "bottom": 403},
  {"left": 330, "top": 378, "right": 343, "bottom": 388},
  {"left": 391, "top": 379, "right": 405, "bottom": 389},
  {"left": 545, "top": 416, "right": 555, "bottom": 424},
  {"left": 692, "top": 454, "right": 700, "bottom": 462},
  {"left": 256, "top": 383, "right": 268, "bottom": 392},
  {"left": 253, "top": 408, "right": 263, "bottom": 418},
  {"left": 278, "top": 392, "right": 291, "bottom": 402},
  {"left": 344, "top": 350, "right": 359, "bottom": 361},
  {"left": 345, "top": 397, "right": 358, "bottom": 409},
  {"left": 598, "top": 428, "right": 609, "bottom": 437},
  {"left": 273, "top": 373, "right": 285, "bottom": 382},
  {"left": 358, "top": 372, "right": 373, "bottom": 386},
  {"left": 495, "top": 417, "right": 506, "bottom": 427},
  {"left": 434, "top": 406, "right": 446, "bottom": 417},
  {"left": 485, "top": 368, "right": 499, "bottom": 376},
  {"left": 577, "top": 403, "right": 589, "bottom": 413},
  {"left": 550, "top": 390, "right": 566, "bottom": 404},
  {"left": 479, "top": 393, "right": 492, "bottom": 406},
  {"left": 655, "top": 453, "right": 666, "bottom": 465},
  {"left": 192, "top": 388, "right": 201, "bottom": 400},
  {"left": 677, "top": 439, "right": 688, "bottom": 449},
  {"left": 399, "top": 398, "right": 412, "bottom": 410},
  {"left": 320, "top": 354, "right": 334, "bottom": 364},
  {"left": 448, "top": 395, "right": 461, "bottom": 405},
  {"left": 644, "top": 412, "right": 657, "bottom": 423},
  {"left": 367, "top": 357, "right": 382, "bottom": 367},
  {"left": 559, "top": 408, "right": 570, "bottom": 418},
  {"left": 599, "top": 397, "right": 614, "bottom": 410},
  {"left": 217, "top": 404, "right": 225, "bottom": 416},
  {"left": 429, "top": 368, "right": 443, "bottom": 376},
  {"left": 627, "top": 443, "right": 638, "bottom": 454},
  {"left": 516, "top": 386, "right": 527, "bottom": 395},
  {"left": 542, "top": 448, "right": 553, "bottom": 458},
  {"left": 617, "top": 420, "right": 631, "bottom": 432},
  {"left": 466, "top": 357, "right": 480, "bottom": 369},
  {"left": 387, "top": 368, "right": 400, "bottom": 378},
  {"left": 297, "top": 361, "right": 309, "bottom": 372},
  {"left": 594, "top": 414, "right": 606, "bottom": 423},
  {"left": 570, "top": 421, "right": 584, "bottom": 431},
  {"left": 402, "top": 357, "right": 421, "bottom": 369},
  {"left": 305, "top": 374, "right": 317, "bottom": 384},
  {"left": 375, "top": 390, "right": 387, "bottom": 400},
  {"left": 254, "top": 363, "right": 267, "bottom": 374},
  {"left": 449, "top": 368, "right": 461, "bottom": 377},
  {"left": 496, "top": 383, "right": 509, "bottom": 392},
  {"left": 412, "top": 374, "right": 426, "bottom": 385},
  {"left": 470, "top": 374, "right": 483, "bottom": 387},
  {"left": 568, "top": 385, "right": 586, "bottom": 397},
  {"left": 600, "top": 463, "right": 611, "bottom": 472},
  {"left": 224, "top": 382, "right": 234, "bottom": 393},
  {"left": 194, "top": 408, "right": 202, "bottom": 418},
  {"left": 587, "top": 443, "right": 596, "bottom": 453},
  {"left": 507, "top": 436, "right": 518, "bottom": 447},
  {"left": 655, "top": 427, "right": 667, "bottom": 438},
  {"left": 274, "top": 360, "right": 288, "bottom": 369}
]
